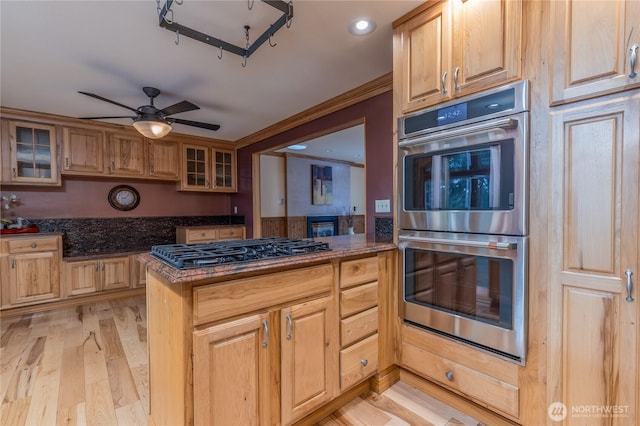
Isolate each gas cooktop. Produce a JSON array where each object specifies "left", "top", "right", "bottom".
[{"left": 151, "top": 237, "right": 331, "bottom": 270}]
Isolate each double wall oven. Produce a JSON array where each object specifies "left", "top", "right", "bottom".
[{"left": 398, "top": 80, "right": 529, "bottom": 364}]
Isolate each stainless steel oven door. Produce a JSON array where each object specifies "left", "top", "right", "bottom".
[
  {"left": 399, "top": 111, "right": 528, "bottom": 235},
  {"left": 399, "top": 231, "right": 527, "bottom": 363}
]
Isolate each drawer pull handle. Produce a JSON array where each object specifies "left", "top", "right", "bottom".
[
  {"left": 262, "top": 319, "right": 269, "bottom": 348},
  {"left": 286, "top": 313, "right": 293, "bottom": 340},
  {"left": 445, "top": 371, "right": 454, "bottom": 381},
  {"left": 360, "top": 359, "right": 368, "bottom": 367},
  {"left": 31, "top": 243, "right": 37, "bottom": 248}
]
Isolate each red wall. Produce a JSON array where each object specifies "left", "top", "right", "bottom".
[
  {"left": 1, "top": 177, "right": 231, "bottom": 219},
  {"left": 234, "top": 91, "right": 394, "bottom": 237}
]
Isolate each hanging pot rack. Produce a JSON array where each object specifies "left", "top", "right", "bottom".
[{"left": 157, "top": 0, "right": 293, "bottom": 66}]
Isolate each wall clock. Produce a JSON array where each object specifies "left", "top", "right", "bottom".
[{"left": 108, "top": 185, "right": 140, "bottom": 211}]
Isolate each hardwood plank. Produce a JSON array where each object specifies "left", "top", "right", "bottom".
[
  {"left": 364, "top": 391, "right": 435, "bottom": 426},
  {"left": 85, "top": 379, "right": 118, "bottom": 425},
  {"left": 57, "top": 327, "right": 85, "bottom": 410},
  {"left": 0, "top": 397, "right": 30, "bottom": 426},
  {"left": 115, "top": 400, "right": 147, "bottom": 426},
  {"left": 106, "top": 358, "right": 140, "bottom": 409},
  {"left": 3, "top": 336, "right": 45, "bottom": 402}
]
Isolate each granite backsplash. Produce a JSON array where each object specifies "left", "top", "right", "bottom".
[
  {"left": 374, "top": 217, "right": 393, "bottom": 243},
  {"left": 31, "top": 215, "right": 245, "bottom": 258}
]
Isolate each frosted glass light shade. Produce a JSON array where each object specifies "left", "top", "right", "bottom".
[{"left": 133, "top": 119, "right": 172, "bottom": 139}]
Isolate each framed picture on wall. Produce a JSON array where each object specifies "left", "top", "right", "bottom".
[{"left": 311, "top": 165, "right": 333, "bottom": 205}]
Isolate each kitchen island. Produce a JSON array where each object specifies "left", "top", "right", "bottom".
[{"left": 139, "top": 234, "right": 396, "bottom": 426}]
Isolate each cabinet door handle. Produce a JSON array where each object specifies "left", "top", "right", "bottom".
[
  {"left": 262, "top": 319, "right": 269, "bottom": 348},
  {"left": 630, "top": 44, "right": 639, "bottom": 78},
  {"left": 95, "top": 261, "right": 100, "bottom": 271},
  {"left": 286, "top": 313, "right": 294, "bottom": 340},
  {"left": 453, "top": 67, "right": 461, "bottom": 91},
  {"left": 10, "top": 257, "right": 14, "bottom": 269},
  {"left": 12, "top": 168, "right": 16, "bottom": 178},
  {"left": 65, "top": 158, "right": 69, "bottom": 168},
  {"left": 441, "top": 71, "right": 448, "bottom": 95},
  {"left": 360, "top": 359, "right": 368, "bottom": 367},
  {"left": 111, "top": 161, "right": 116, "bottom": 172},
  {"left": 445, "top": 371, "right": 454, "bottom": 381},
  {"left": 150, "top": 165, "right": 154, "bottom": 174},
  {"left": 625, "top": 269, "right": 635, "bottom": 302}
]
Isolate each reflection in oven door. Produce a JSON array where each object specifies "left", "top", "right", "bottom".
[{"left": 400, "top": 231, "right": 527, "bottom": 364}]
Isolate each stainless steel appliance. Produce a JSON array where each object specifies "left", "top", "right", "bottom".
[
  {"left": 398, "top": 81, "right": 529, "bottom": 364},
  {"left": 398, "top": 80, "right": 529, "bottom": 236},
  {"left": 152, "top": 237, "right": 331, "bottom": 269},
  {"left": 399, "top": 231, "right": 527, "bottom": 363}
]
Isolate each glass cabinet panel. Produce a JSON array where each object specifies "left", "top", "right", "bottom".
[
  {"left": 8, "top": 121, "right": 58, "bottom": 184},
  {"left": 183, "top": 145, "right": 209, "bottom": 188},
  {"left": 214, "top": 149, "right": 235, "bottom": 190}
]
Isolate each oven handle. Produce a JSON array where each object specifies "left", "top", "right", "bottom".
[
  {"left": 398, "top": 118, "right": 518, "bottom": 149},
  {"left": 399, "top": 235, "right": 517, "bottom": 250}
]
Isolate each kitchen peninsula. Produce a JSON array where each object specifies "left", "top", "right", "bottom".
[{"left": 139, "top": 234, "right": 396, "bottom": 425}]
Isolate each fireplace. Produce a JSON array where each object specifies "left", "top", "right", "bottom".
[{"left": 306, "top": 216, "right": 338, "bottom": 238}]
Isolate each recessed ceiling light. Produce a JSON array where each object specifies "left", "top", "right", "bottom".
[
  {"left": 348, "top": 18, "right": 376, "bottom": 36},
  {"left": 288, "top": 144, "right": 306, "bottom": 150}
]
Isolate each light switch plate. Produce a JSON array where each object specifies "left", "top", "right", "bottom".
[{"left": 375, "top": 199, "right": 391, "bottom": 213}]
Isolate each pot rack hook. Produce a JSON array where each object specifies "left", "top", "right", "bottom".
[
  {"left": 248, "top": 0, "right": 254, "bottom": 10},
  {"left": 286, "top": 1, "right": 293, "bottom": 28},
  {"left": 218, "top": 46, "right": 223, "bottom": 60},
  {"left": 268, "top": 33, "right": 277, "bottom": 48},
  {"left": 175, "top": 29, "right": 180, "bottom": 45},
  {"left": 174, "top": 0, "right": 183, "bottom": 4},
  {"left": 241, "top": 55, "right": 247, "bottom": 68}
]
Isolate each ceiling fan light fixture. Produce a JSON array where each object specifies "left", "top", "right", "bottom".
[{"left": 133, "top": 118, "right": 172, "bottom": 139}]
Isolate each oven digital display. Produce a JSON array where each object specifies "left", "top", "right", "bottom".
[{"left": 436, "top": 103, "right": 467, "bottom": 125}]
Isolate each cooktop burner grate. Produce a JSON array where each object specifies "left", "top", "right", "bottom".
[{"left": 151, "top": 237, "right": 331, "bottom": 269}]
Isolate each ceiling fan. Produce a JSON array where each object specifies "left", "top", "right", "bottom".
[{"left": 78, "top": 86, "right": 220, "bottom": 139}]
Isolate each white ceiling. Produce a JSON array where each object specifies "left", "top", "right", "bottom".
[{"left": 0, "top": 0, "right": 421, "bottom": 159}]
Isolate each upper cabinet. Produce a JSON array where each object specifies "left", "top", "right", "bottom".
[
  {"left": 62, "top": 126, "right": 105, "bottom": 174},
  {"left": 1, "top": 120, "right": 59, "bottom": 185},
  {"left": 106, "top": 132, "right": 146, "bottom": 177},
  {"left": 550, "top": 0, "right": 640, "bottom": 104},
  {"left": 61, "top": 125, "right": 180, "bottom": 181},
  {"left": 394, "top": 0, "right": 522, "bottom": 114},
  {"left": 180, "top": 143, "right": 236, "bottom": 192}
]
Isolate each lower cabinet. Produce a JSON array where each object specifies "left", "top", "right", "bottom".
[
  {"left": 63, "top": 256, "right": 130, "bottom": 296},
  {"left": 0, "top": 234, "right": 62, "bottom": 308},
  {"left": 193, "top": 296, "right": 336, "bottom": 426},
  {"left": 147, "top": 252, "right": 394, "bottom": 426}
]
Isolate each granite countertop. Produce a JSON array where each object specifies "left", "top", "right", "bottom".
[{"left": 139, "top": 234, "right": 396, "bottom": 284}]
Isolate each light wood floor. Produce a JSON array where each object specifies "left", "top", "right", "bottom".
[{"left": 1, "top": 295, "right": 481, "bottom": 426}]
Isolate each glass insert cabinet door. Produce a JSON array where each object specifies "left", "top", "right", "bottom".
[
  {"left": 8, "top": 121, "right": 58, "bottom": 184},
  {"left": 213, "top": 149, "right": 235, "bottom": 191},
  {"left": 182, "top": 144, "right": 210, "bottom": 190}
]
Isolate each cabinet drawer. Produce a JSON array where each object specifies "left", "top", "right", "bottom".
[
  {"left": 8, "top": 237, "right": 59, "bottom": 253},
  {"left": 340, "top": 334, "right": 378, "bottom": 390},
  {"left": 340, "top": 256, "right": 378, "bottom": 288},
  {"left": 340, "top": 306, "right": 378, "bottom": 347},
  {"left": 401, "top": 341, "right": 519, "bottom": 418},
  {"left": 194, "top": 264, "right": 333, "bottom": 325},
  {"left": 217, "top": 227, "right": 243, "bottom": 240},
  {"left": 340, "top": 281, "right": 378, "bottom": 318},
  {"left": 186, "top": 228, "right": 218, "bottom": 242}
]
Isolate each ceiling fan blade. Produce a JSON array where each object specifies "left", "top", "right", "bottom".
[
  {"left": 160, "top": 101, "right": 200, "bottom": 116},
  {"left": 78, "top": 91, "right": 139, "bottom": 113},
  {"left": 79, "top": 116, "right": 136, "bottom": 119},
  {"left": 171, "top": 118, "right": 220, "bottom": 131}
]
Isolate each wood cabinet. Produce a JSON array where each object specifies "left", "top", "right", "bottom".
[
  {"left": 280, "top": 296, "right": 336, "bottom": 424},
  {"left": 130, "top": 253, "right": 146, "bottom": 288},
  {"left": 176, "top": 225, "right": 245, "bottom": 244},
  {"left": 146, "top": 251, "right": 402, "bottom": 426},
  {"left": 62, "top": 126, "right": 105, "bottom": 174},
  {"left": 106, "top": 132, "right": 146, "bottom": 177},
  {"left": 61, "top": 125, "right": 180, "bottom": 180},
  {"left": 1, "top": 120, "right": 59, "bottom": 185},
  {"left": 339, "top": 256, "right": 379, "bottom": 391},
  {"left": 547, "top": 91, "right": 639, "bottom": 423},
  {"left": 63, "top": 256, "right": 130, "bottom": 297},
  {"left": 550, "top": 0, "right": 640, "bottom": 104},
  {"left": 193, "top": 312, "right": 273, "bottom": 426},
  {"left": 0, "top": 235, "right": 62, "bottom": 308},
  {"left": 394, "top": 0, "right": 522, "bottom": 113},
  {"left": 180, "top": 143, "right": 237, "bottom": 192},
  {"left": 148, "top": 138, "right": 180, "bottom": 180}
]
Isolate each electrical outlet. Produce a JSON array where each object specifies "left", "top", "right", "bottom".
[{"left": 375, "top": 199, "right": 391, "bottom": 213}]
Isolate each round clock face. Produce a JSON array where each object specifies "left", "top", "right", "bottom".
[{"left": 108, "top": 185, "right": 140, "bottom": 211}]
